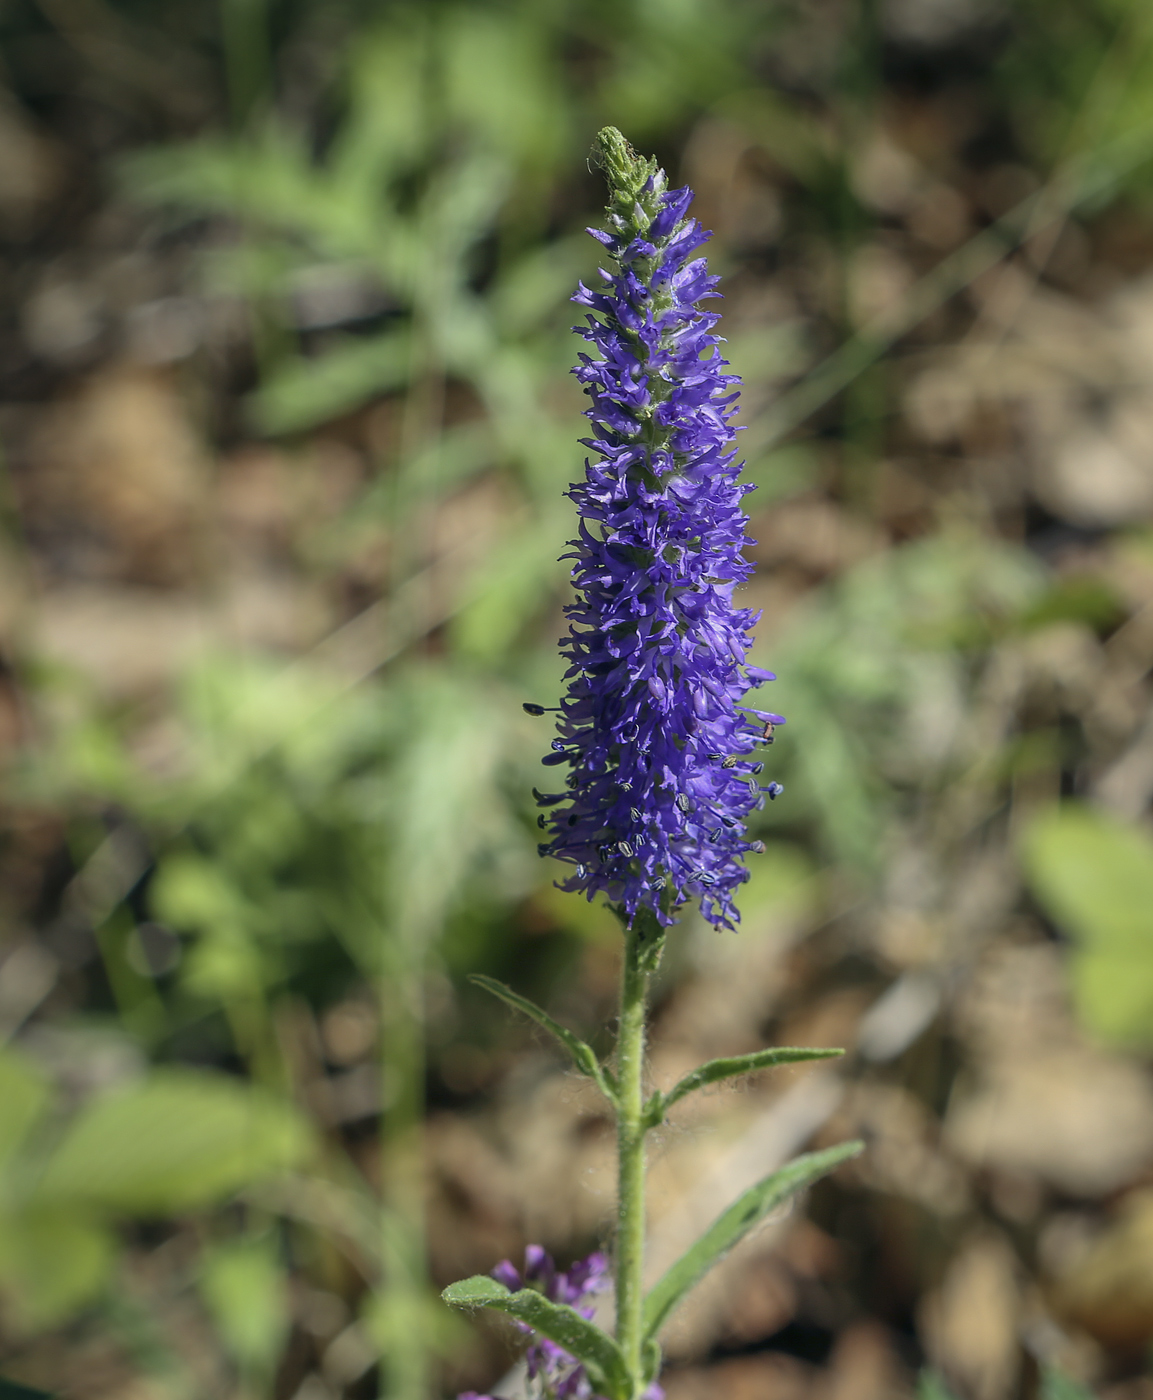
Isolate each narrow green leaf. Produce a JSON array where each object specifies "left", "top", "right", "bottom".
[
  {"left": 642, "top": 1141, "right": 864, "bottom": 1342},
  {"left": 442, "top": 1277, "right": 629, "bottom": 1398},
  {"left": 441, "top": 1275, "right": 510, "bottom": 1307},
  {"left": 652, "top": 1046, "right": 844, "bottom": 1122},
  {"left": 469, "top": 975, "right": 617, "bottom": 1104},
  {"left": 499, "top": 1290, "right": 629, "bottom": 1396}
]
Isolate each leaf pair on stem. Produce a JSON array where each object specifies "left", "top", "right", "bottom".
[{"left": 445, "top": 975, "right": 863, "bottom": 1400}]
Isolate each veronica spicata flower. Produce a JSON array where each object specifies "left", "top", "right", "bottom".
[{"left": 531, "top": 129, "right": 782, "bottom": 931}]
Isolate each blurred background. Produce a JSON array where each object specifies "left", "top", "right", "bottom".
[{"left": 1, "top": 0, "right": 1153, "bottom": 1397}]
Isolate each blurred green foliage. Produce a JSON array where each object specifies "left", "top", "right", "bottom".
[
  {"left": 1023, "top": 805, "right": 1153, "bottom": 1049},
  {"left": 0, "top": 1047, "right": 310, "bottom": 1329}
]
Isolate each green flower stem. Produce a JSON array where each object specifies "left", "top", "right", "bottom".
[{"left": 615, "top": 922, "right": 650, "bottom": 1397}]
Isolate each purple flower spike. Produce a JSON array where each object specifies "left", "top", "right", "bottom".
[{"left": 536, "top": 128, "right": 782, "bottom": 931}]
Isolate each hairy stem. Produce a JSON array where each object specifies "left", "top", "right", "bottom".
[{"left": 615, "top": 923, "right": 649, "bottom": 1395}]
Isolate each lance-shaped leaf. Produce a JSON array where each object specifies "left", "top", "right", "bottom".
[
  {"left": 442, "top": 1276, "right": 630, "bottom": 1398},
  {"left": 642, "top": 1141, "right": 864, "bottom": 1342},
  {"left": 645, "top": 1046, "right": 844, "bottom": 1126},
  {"left": 469, "top": 975, "right": 617, "bottom": 1104}
]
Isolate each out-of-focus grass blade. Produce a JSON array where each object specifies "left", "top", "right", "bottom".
[
  {"left": 750, "top": 119, "right": 1153, "bottom": 452},
  {"left": 247, "top": 329, "right": 411, "bottom": 435}
]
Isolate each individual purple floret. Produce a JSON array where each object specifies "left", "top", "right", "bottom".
[{"left": 534, "top": 128, "right": 782, "bottom": 930}]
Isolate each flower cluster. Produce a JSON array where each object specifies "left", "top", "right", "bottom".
[
  {"left": 459, "top": 1247, "right": 623, "bottom": 1400},
  {"left": 534, "top": 130, "right": 782, "bottom": 930}
]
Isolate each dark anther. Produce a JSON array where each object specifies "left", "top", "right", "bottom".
[
  {"left": 749, "top": 840, "right": 766, "bottom": 854},
  {"left": 707, "top": 828, "right": 723, "bottom": 842},
  {"left": 675, "top": 793, "right": 691, "bottom": 813},
  {"left": 721, "top": 816, "right": 738, "bottom": 828},
  {"left": 537, "top": 814, "right": 547, "bottom": 828},
  {"left": 630, "top": 807, "right": 642, "bottom": 823},
  {"left": 551, "top": 739, "right": 568, "bottom": 751},
  {"left": 618, "top": 841, "right": 634, "bottom": 857},
  {"left": 522, "top": 703, "right": 547, "bottom": 716},
  {"left": 722, "top": 755, "right": 738, "bottom": 769},
  {"left": 751, "top": 762, "right": 763, "bottom": 774},
  {"left": 707, "top": 752, "right": 723, "bottom": 761},
  {"left": 766, "top": 782, "right": 784, "bottom": 800},
  {"left": 537, "top": 843, "right": 552, "bottom": 857},
  {"left": 568, "top": 814, "right": 579, "bottom": 826}
]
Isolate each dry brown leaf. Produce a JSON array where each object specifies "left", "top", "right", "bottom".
[
  {"left": 664, "top": 1351, "right": 815, "bottom": 1400},
  {"left": 920, "top": 1231, "right": 1021, "bottom": 1400},
  {"left": 1050, "top": 1191, "right": 1153, "bottom": 1349},
  {"left": 946, "top": 1048, "right": 1153, "bottom": 1196}
]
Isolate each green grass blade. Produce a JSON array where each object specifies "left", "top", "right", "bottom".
[
  {"left": 247, "top": 330, "right": 411, "bottom": 435},
  {"left": 642, "top": 1141, "right": 864, "bottom": 1342}
]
